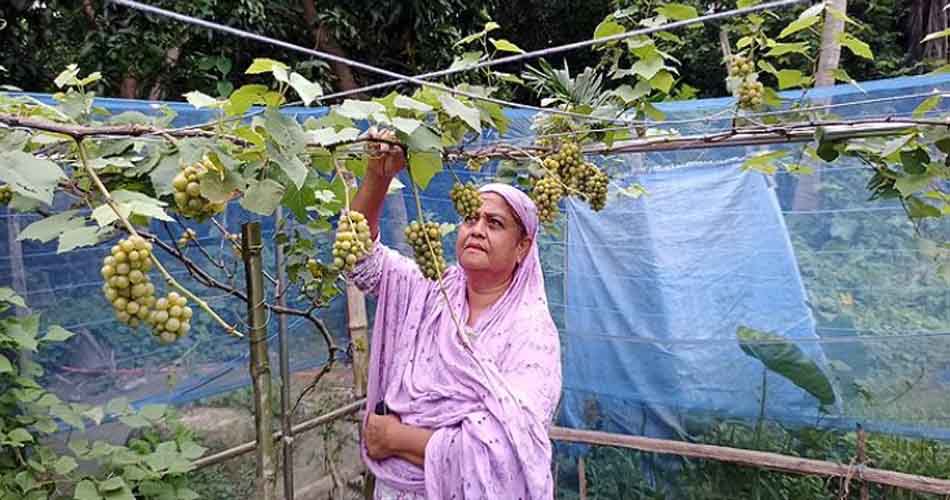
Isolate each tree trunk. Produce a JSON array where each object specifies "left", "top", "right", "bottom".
[
  {"left": 119, "top": 76, "right": 139, "bottom": 99},
  {"left": 792, "top": 0, "right": 847, "bottom": 211},
  {"left": 907, "top": 0, "right": 949, "bottom": 62},
  {"left": 814, "top": 0, "right": 847, "bottom": 87},
  {"left": 300, "top": 0, "right": 362, "bottom": 94},
  {"left": 148, "top": 44, "right": 186, "bottom": 101}
]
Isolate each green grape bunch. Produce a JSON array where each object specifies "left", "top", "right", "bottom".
[
  {"left": 531, "top": 176, "right": 565, "bottom": 225},
  {"left": 726, "top": 54, "right": 755, "bottom": 78},
  {"left": 332, "top": 211, "right": 374, "bottom": 272},
  {"left": 737, "top": 77, "right": 764, "bottom": 110},
  {"left": 404, "top": 220, "right": 447, "bottom": 280},
  {"left": 147, "top": 291, "right": 192, "bottom": 344},
  {"left": 0, "top": 184, "right": 12, "bottom": 205},
  {"left": 172, "top": 158, "right": 226, "bottom": 220},
  {"left": 580, "top": 163, "right": 609, "bottom": 211},
  {"left": 543, "top": 141, "right": 586, "bottom": 190},
  {"left": 101, "top": 236, "right": 156, "bottom": 328},
  {"left": 450, "top": 182, "right": 483, "bottom": 221}
]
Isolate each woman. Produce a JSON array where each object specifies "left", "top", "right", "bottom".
[{"left": 346, "top": 130, "right": 563, "bottom": 499}]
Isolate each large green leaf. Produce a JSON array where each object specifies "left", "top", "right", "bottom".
[
  {"left": 200, "top": 167, "right": 244, "bottom": 203},
  {"left": 438, "top": 94, "right": 481, "bottom": 133},
  {"left": 593, "top": 19, "right": 625, "bottom": 39},
  {"left": 766, "top": 42, "right": 810, "bottom": 57},
  {"left": 0, "top": 151, "right": 67, "bottom": 204},
  {"left": 741, "top": 150, "right": 787, "bottom": 175},
  {"left": 17, "top": 210, "right": 85, "bottom": 243},
  {"left": 0, "top": 287, "right": 26, "bottom": 308},
  {"left": 836, "top": 32, "right": 874, "bottom": 59},
  {"left": 74, "top": 479, "right": 103, "bottom": 500},
  {"left": 394, "top": 95, "right": 433, "bottom": 112},
  {"left": 149, "top": 153, "right": 182, "bottom": 197},
  {"left": 336, "top": 100, "right": 386, "bottom": 120},
  {"left": 54, "top": 456, "right": 79, "bottom": 475},
  {"left": 655, "top": 3, "right": 698, "bottom": 20},
  {"left": 408, "top": 151, "right": 443, "bottom": 190},
  {"left": 43, "top": 325, "right": 76, "bottom": 343},
  {"left": 631, "top": 54, "right": 665, "bottom": 80},
  {"left": 264, "top": 108, "right": 307, "bottom": 154},
  {"left": 240, "top": 179, "right": 285, "bottom": 216},
  {"left": 737, "top": 326, "right": 836, "bottom": 405},
  {"left": 245, "top": 58, "right": 288, "bottom": 75},
  {"left": 288, "top": 72, "right": 322, "bottom": 106},
  {"left": 6, "top": 314, "right": 40, "bottom": 351},
  {"left": 490, "top": 38, "right": 525, "bottom": 54},
  {"left": 0, "top": 354, "right": 13, "bottom": 374}
]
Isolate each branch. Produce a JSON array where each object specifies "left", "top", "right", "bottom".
[
  {"left": 141, "top": 229, "right": 339, "bottom": 356},
  {"left": 75, "top": 141, "right": 244, "bottom": 338}
]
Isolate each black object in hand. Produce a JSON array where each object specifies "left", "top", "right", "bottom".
[{"left": 374, "top": 400, "right": 391, "bottom": 416}]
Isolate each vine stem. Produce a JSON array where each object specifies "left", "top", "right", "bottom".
[
  {"left": 405, "top": 162, "right": 470, "bottom": 347},
  {"left": 75, "top": 140, "right": 244, "bottom": 338}
]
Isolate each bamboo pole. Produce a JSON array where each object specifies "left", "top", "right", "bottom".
[
  {"left": 242, "top": 222, "right": 277, "bottom": 500},
  {"left": 274, "top": 207, "right": 295, "bottom": 500},
  {"left": 578, "top": 456, "right": 588, "bottom": 500},
  {"left": 548, "top": 426, "right": 950, "bottom": 496},
  {"left": 192, "top": 399, "right": 365, "bottom": 470}
]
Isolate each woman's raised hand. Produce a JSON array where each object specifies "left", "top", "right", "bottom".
[{"left": 365, "top": 127, "right": 406, "bottom": 179}]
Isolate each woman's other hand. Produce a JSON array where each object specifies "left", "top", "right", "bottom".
[
  {"left": 365, "top": 127, "right": 406, "bottom": 180},
  {"left": 364, "top": 412, "right": 401, "bottom": 460}
]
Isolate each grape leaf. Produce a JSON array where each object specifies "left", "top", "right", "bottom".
[
  {"left": 649, "top": 71, "right": 675, "bottom": 94},
  {"left": 836, "top": 32, "right": 874, "bottom": 59},
  {"left": 394, "top": 95, "right": 433, "bottom": 112},
  {"left": 0, "top": 151, "right": 67, "bottom": 204},
  {"left": 336, "top": 100, "right": 386, "bottom": 120},
  {"left": 655, "top": 3, "right": 698, "bottom": 20},
  {"left": 54, "top": 456, "right": 78, "bottom": 475},
  {"left": 741, "top": 150, "right": 787, "bottom": 175},
  {"left": 223, "top": 84, "right": 268, "bottom": 116},
  {"left": 0, "top": 354, "right": 13, "bottom": 374},
  {"left": 737, "top": 326, "right": 836, "bottom": 405},
  {"left": 408, "top": 151, "right": 442, "bottom": 190},
  {"left": 0, "top": 287, "right": 26, "bottom": 308},
  {"left": 438, "top": 94, "right": 481, "bottom": 133},
  {"left": 17, "top": 210, "right": 85, "bottom": 243},
  {"left": 593, "top": 20, "right": 625, "bottom": 40},
  {"left": 183, "top": 91, "right": 220, "bottom": 109},
  {"left": 631, "top": 55, "right": 664, "bottom": 80},
  {"left": 288, "top": 72, "right": 322, "bottom": 106},
  {"left": 913, "top": 95, "right": 941, "bottom": 118},
  {"left": 241, "top": 179, "right": 285, "bottom": 216},
  {"left": 74, "top": 480, "right": 102, "bottom": 500},
  {"left": 57, "top": 226, "right": 101, "bottom": 253},
  {"left": 766, "top": 42, "right": 810, "bottom": 57},
  {"left": 489, "top": 38, "right": 525, "bottom": 54},
  {"left": 777, "top": 69, "right": 807, "bottom": 89},
  {"left": 245, "top": 58, "right": 288, "bottom": 75},
  {"left": 43, "top": 325, "right": 75, "bottom": 343},
  {"left": 895, "top": 174, "right": 933, "bottom": 197}
]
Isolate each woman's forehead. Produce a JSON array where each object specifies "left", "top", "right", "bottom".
[{"left": 479, "top": 193, "right": 515, "bottom": 219}]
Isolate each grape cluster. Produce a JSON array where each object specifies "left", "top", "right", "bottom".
[
  {"left": 450, "top": 182, "right": 482, "bottom": 221},
  {"left": 101, "top": 236, "right": 156, "bottom": 329},
  {"left": 0, "top": 185, "right": 12, "bottom": 205},
  {"left": 737, "top": 78, "right": 764, "bottom": 109},
  {"left": 531, "top": 176, "right": 565, "bottom": 225},
  {"left": 172, "top": 158, "right": 226, "bottom": 220},
  {"left": 726, "top": 54, "right": 755, "bottom": 78},
  {"left": 537, "top": 140, "right": 611, "bottom": 214},
  {"left": 580, "top": 166, "right": 609, "bottom": 211},
  {"left": 404, "top": 221, "right": 446, "bottom": 280},
  {"left": 332, "top": 211, "right": 374, "bottom": 273},
  {"left": 146, "top": 291, "right": 192, "bottom": 344}
]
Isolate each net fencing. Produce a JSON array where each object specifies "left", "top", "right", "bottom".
[{"left": 3, "top": 72, "right": 949, "bottom": 497}]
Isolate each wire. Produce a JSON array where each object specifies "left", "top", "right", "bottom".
[
  {"left": 311, "top": 0, "right": 813, "bottom": 104},
  {"left": 109, "top": 0, "right": 809, "bottom": 128}
]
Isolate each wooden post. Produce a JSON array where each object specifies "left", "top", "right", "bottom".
[
  {"left": 274, "top": 207, "right": 295, "bottom": 500},
  {"left": 857, "top": 426, "right": 869, "bottom": 500},
  {"left": 242, "top": 222, "right": 277, "bottom": 500},
  {"left": 578, "top": 456, "right": 588, "bottom": 500},
  {"left": 346, "top": 282, "right": 375, "bottom": 500}
]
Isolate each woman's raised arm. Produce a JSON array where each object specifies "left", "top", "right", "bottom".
[{"left": 351, "top": 127, "right": 405, "bottom": 240}]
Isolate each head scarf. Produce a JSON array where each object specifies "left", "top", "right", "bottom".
[{"left": 355, "top": 182, "right": 561, "bottom": 499}]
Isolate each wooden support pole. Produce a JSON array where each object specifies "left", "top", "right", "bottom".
[
  {"left": 578, "top": 456, "right": 588, "bottom": 500},
  {"left": 549, "top": 426, "right": 950, "bottom": 496},
  {"left": 242, "top": 222, "right": 277, "bottom": 500}
]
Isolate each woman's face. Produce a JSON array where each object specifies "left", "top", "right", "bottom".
[{"left": 456, "top": 193, "right": 531, "bottom": 278}]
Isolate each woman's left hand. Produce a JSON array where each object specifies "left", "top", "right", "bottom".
[{"left": 364, "top": 413, "right": 401, "bottom": 460}]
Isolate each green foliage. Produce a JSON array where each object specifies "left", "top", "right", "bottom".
[{"left": 0, "top": 289, "right": 206, "bottom": 500}]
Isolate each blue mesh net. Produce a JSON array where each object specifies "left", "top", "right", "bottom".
[{"left": 3, "top": 73, "right": 950, "bottom": 490}]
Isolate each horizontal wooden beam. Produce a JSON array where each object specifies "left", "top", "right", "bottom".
[
  {"left": 191, "top": 398, "right": 365, "bottom": 470},
  {"left": 549, "top": 426, "right": 950, "bottom": 496}
]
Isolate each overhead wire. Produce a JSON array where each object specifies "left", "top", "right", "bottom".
[{"left": 109, "top": 0, "right": 811, "bottom": 131}]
